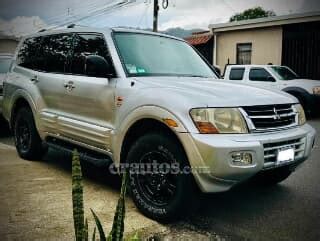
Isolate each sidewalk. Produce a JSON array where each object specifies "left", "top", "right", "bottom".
[{"left": 0, "top": 145, "right": 161, "bottom": 241}]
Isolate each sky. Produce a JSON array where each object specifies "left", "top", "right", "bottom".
[{"left": 0, "top": 0, "right": 320, "bottom": 37}]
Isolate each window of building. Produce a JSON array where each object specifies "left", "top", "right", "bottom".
[
  {"left": 70, "top": 34, "right": 112, "bottom": 76},
  {"left": 249, "top": 68, "right": 272, "bottom": 81},
  {"left": 236, "top": 43, "right": 252, "bottom": 64},
  {"left": 229, "top": 67, "right": 245, "bottom": 80}
]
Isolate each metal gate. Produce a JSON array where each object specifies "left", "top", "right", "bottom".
[{"left": 282, "top": 21, "right": 320, "bottom": 80}]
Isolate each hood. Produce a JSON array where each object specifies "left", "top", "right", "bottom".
[{"left": 134, "top": 77, "right": 297, "bottom": 107}]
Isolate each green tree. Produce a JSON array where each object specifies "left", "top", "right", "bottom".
[{"left": 230, "top": 7, "right": 276, "bottom": 22}]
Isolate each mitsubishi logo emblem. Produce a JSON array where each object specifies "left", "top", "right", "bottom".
[{"left": 273, "top": 107, "right": 281, "bottom": 120}]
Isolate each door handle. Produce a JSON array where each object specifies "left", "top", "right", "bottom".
[
  {"left": 30, "top": 75, "right": 39, "bottom": 83},
  {"left": 64, "top": 81, "right": 75, "bottom": 91}
]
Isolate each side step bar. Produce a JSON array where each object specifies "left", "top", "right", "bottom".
[{"left": 46, "top": 137, "right": 113, "bottom": 168}]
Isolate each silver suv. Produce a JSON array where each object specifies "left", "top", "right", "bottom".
[{"left": 2, "top": 27, "right": 316, "bottom": 222}]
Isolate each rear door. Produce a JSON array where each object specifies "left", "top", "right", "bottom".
[
  {"left": 228, "top": 67, "right": 245, "bottom": 82},
  {"left": 57, "top": 33, "right": 116, "bottom": 151},
  {"left": 35, "top": 33, "right": 74, "bottom": 134}
]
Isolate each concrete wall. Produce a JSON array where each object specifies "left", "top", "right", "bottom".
[
  {"left": 214, "top": 26, "right": 283, "bottom": 71},
  {"left": 0, "top": 39, "right": 19, "bottom": 54}
]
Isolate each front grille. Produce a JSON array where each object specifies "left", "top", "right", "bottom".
[
  {"left": 263, "top": 137, "right": 305, "bottom": 169},
  {"left": 242, "top": 104, "right": 297, "bottom": 131}
]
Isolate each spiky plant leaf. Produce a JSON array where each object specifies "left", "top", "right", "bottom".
[
  {"left": 72, "top": 150, "right": 85, "bottom": 241},
  {"left": 91, "top": 209, "right": 107, "bottom": 241},
  {"left": 92, "top": 227, "right": 96, "bottom": 241},
  {"left": 83, "top": 218, "right": 88, "bottom": 241},
  {"left": 108, "top": 171, "right": 128, "bottom": 241},
  {"left": 128, "top": 232, "right": 140, "bottom": 241}
]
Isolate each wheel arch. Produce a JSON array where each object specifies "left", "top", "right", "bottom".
[
  {"left": 283, "top": 87, "right": 310, "bottom": 101},
  {"left": 9, "top": 91, "right": 37, "bottom": 129},
  {"left": 282, "top": 86, "right": 312, "bottom": 111},
  {"left": 113, "top": 106, "right": 189, "bottom": 168},
  {"left": 120, "top": 118, "right": 186, "bottom": 164}
]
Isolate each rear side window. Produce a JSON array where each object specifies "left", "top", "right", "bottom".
[
  {"left": 70, "top": 34, "right": 112, "bottom": 76},
  {"left": 39, "top": 34, "right": 73, "bottom": 73},
  {"left": 249, "top": 68, "right": 271, "bottom": 81},
  {"left": 17, "top": 37, "right": 42, "bottom": 70},
  {"left": 229, "top": 68, "right": 245, "bottom": 80}
]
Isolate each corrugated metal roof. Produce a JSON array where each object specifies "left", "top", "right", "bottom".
[{"left": 185, "top": 34, "right": 213, "bottom": 45}]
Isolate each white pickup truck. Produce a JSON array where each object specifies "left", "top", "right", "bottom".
[{"left": 223, "top": 65, "right": 320, "bottom": 115}]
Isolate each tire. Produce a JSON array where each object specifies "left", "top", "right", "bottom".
[
  {"left": 127, "top": 132, "right": 197, "bottom": 222},
  {"left": 13, "top": 107, "right": 47, "bottom": 160},
  {"left": 253, "top": 166, "right": 292, "bottom": 186}
]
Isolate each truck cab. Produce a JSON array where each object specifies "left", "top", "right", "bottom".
[{"left": 223, "top": 65, "right": 320, "bottom": 115}]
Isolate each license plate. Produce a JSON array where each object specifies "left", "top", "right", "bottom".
[{"left": 277, "top": 148, "right": 295, "bottom": 165}]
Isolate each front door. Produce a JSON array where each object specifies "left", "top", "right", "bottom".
[
  {"left": 57, "top": 33, "right": 116, "bottom": 151},
  {"left": 247, "top": 67, "right": 277, "bottom": 90}
]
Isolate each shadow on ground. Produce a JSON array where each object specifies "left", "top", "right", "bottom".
[
  {"left": 43, "top": 149, "right": 122, "bottom": 191},
  {"left": 0, "top": 117, "right": 11, "bottom": 137}
]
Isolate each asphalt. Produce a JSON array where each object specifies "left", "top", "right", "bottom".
[
  {"left": 185, "top": 118, "right": 320, "bottom": 241},
  {"left": 0, "top": 118, "right": 319, "bottom": 241}
]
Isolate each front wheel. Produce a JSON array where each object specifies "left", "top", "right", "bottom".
[
  {"left": 127, "top": 132, "right": 197, "bottom": 222},
  {"left": 14, "top": 107, "right": 47, "bottom": 160}
]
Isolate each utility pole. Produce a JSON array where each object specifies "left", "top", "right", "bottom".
[{"left": 153, "top": 0, "right": 159, "bottom": 32}]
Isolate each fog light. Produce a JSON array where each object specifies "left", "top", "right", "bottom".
[{"left": 231, "top": 152, "right": 253, "bottom": 166}]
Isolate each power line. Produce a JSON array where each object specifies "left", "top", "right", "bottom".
[
  {"left": 44, "top": 0, "right": 107, "bottom": 25},
  {"left": 46, "top": 0, "right": 137, "bottom": 30},
  {"left": 138, "top": 2, "right": 151, "bottom": 28}
]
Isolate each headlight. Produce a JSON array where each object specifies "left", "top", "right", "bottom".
[
  {"left": 313, "top": 86, "right": 320, "bottom": 95},
  {"left": 294, "top": 104, "right": 306, "bottom": 125},
  {"left": 190, "top": 108, "right": 248, "bottom": 134}
]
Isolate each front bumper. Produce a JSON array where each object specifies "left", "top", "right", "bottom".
[{"left": 177, "top": 124, "right": 316, "bottom": 193}]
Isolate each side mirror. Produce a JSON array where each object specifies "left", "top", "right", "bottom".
[
  {"left": 267, "top": 76, "right": 276, "bottom": 82},
  {"left": 85, "top": 55, "right": 114, "bottom": 78}
]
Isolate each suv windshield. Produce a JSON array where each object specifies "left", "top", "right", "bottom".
[
  {"left": 0, "top": 57, "right": 12, "bottom": 73},
  {"left": 113, "top": 32, "right": 216, "bottom": 78},
  {"left": 270, "top": 66, "right": 298, "bottom": 80}
]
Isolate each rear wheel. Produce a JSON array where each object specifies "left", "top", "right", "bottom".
[
  {"left": 253, "top": 166, "right": 293, "bottom": 185},
  {"left": 127, "top": 132, "right": 197, "bottom": 222},
  {"left": 14, "top": 107, "right": 47, "bottom": 160}
]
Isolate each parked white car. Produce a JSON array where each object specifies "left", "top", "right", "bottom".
[
  {"left": 223, "top": 65, "right": 320, "bottom": 115},
  {"left": 0, "top": 53, "right": 13, "bottom": 114}
]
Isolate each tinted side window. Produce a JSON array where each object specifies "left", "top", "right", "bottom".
[
  {"left": 17, "top": 37, "right": 42, "bottom": 70},
  {"left": 38, "top": 34, "right": 73, "bottom": 73},
  {"left": 229, "top": 68, "right": 245, "bottom": 80},
  {"left": 71, "top": 34, "right": 112, "bottom": 76},
  {"left": 249, "top": 68, "right": 271, "bottom": 81}
]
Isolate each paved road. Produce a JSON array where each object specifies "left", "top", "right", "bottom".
[{"left": 0, "top": 119, "right": 319, "bottom": 240}]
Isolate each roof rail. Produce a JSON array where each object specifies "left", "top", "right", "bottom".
[
  {"left": 38, "top": 29, "right": 46, "bottom": 32},
  {"left": 67, "top": 24, "right": 76, "bottom": 28}
]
